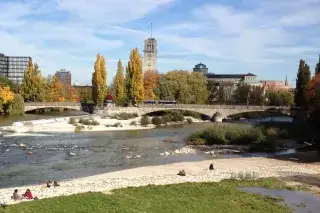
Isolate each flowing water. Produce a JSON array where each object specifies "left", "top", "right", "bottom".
[
  {"left": 0, "top": 122, "right": 223, "bottom": 188},
  {"left": 241, "top": 187, "right": 320, "bottom": 213}
]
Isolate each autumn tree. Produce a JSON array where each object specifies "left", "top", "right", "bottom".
[
  {"left": 92, "top": 54, "right": 107, "bottom": 106},
  {"left": 127, "top": 48, "right": 144, "bottom": 104},
  {"left": 45, "top": 76, "right": 65, "bottom": 102},
  {"left": 20, "top": 58, "right": 45, "bottom": 102},
  {"left": 143, "top": 69, "right": 159, "bottom": 100},
  {"left": 65, "top": 85, "right": 80, "bottom": 102},
  {"left": 113, "top": 59, "right": 125, "bottom": 104},
  {"left": 0, "top": 86, "right": 14, "bottom": 113},
  {"left": 295, "top": 59, "right": 311, "bottom": 107}
]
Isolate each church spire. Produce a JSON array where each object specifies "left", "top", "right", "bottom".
[{"left": 285, "top": 74, "right": 289, "bottom": 87}]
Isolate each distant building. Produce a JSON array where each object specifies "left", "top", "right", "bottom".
[
  {"left": 55, "top": 69, "right": 71, "bottom": 87},
  {"left": 260, "top": 75, "right": 290, "bottom": 90},
  {"left": 0, "top": 53, "right": 30, "bottom": 84},
  {"left": 143, "top": 38, "right": 157, "bottom": 72},
  {"left": 193, "top": 63, "right": 208, "bottom": 75},
  {"left": 206, "top": 73, "right": 258, "bottom": 86}
]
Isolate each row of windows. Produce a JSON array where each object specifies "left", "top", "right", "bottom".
[{"left": 8, "top": 57, "right": 29, "bottom": 62}]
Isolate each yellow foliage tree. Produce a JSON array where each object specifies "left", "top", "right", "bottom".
[
  {"left": 0, "top": 86, "right": 14, "bottom": 112},
  {"left": 92, "top": 54, "right": 107, "bottom": 106},
  {"left": 113, "top": 59, "right": 125, "bottom": 104},
  {"left": 45, "top": 76, "right": 65, "bottom": 102},
  {"left": 65, "top": 85, "right": 80, "bottom": 102},
  {"left": 127, "top": 48, "right": 144, "bottom": 104},
  {"left": 143, "top": 69, "right": 159, "bottom": 100}
]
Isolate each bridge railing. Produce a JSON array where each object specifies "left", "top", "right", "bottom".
[
  {"left": 137, "top": 104, "right": 289, "bottom": 110},
  {"left": 24, "top": 102, "right": 81, "bottom": 106}
]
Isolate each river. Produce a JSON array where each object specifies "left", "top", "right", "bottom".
[
  {"left": 0, "top": 113, "right": 293, "bottom": 188},
  {"left": 0, "top": 122, "right": 225, "bottom": 188}
]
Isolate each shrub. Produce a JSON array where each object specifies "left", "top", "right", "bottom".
[
  {"left": 140, "top": 116, "right": 150, "bottom": 126},
  {"left": 162, "top": 114, "right": 172, "bottom": 123},
  {"left": 79, "top": 118, "right": 100, "bottom": 126},
  {"left": 151, "top": 116, "right": 162, "bottom": 127},
  {"left": 111, "top": 112, "right": 139, "bottom": 120},
  {"left": 69, "top": 117, "right": 77, "bottom": 125},
  {"left": 75, "top": 125, "right": 85, "bottom": 132},
  {"left": 130, "top": 121, "right": 137, "bottom": 126},
  {"left": 186, "top": 118, "right": 193, "bottom": 124},
  {"left": 171, "top": 111, "right": 184, "bottom": 122},
  {"left": 112, "top": 122, "right": 122, "bottom": 127}
]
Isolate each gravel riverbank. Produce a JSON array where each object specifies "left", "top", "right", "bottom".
[{"left": 1, "top": 157, "right": 319, "bottom": 205}]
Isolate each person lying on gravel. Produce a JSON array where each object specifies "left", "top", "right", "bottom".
[{"left": 11, "top": 189, "right": 23, "bottom": 201}]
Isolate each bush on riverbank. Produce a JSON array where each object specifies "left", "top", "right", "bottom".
[
  {"left": 79, "top": 118, "right": 100, "bottom": 126},
  {"left": 186, "top": 118, "right": 193, "bottom": 124},
  {"left": 186, "top": 124, "right": 279, "bottom": 152},
  {"left": 140, "top": 116, "right": 150, "bottom": 126},
  {"left": 74, "top": 125, "right": 85, "bottom": 132},
  {"left": 151, "top": 116, "right": 162, "bottom": 127},
  {"left": 111, "top": 112, "right": 139, "bottom": 120},
  {"left": 6, "top": 94, "right": 24, "bottom": 115},
  {"left": 69, "top": 117, "right": 77, "bottom": 125}
]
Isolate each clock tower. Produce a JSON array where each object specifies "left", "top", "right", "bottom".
[{"left": 143, "top": 37, "right": 157, "bottom": 72}]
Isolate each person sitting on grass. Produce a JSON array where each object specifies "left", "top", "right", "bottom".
[{"left": 11, "top": 189, "right": 23, "bottom": 201}]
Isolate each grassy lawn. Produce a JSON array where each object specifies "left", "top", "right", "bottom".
[{"left": 0, "top": 178, "right": 299, "bottom": 213}]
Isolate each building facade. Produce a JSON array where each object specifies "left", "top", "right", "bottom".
[
  {"left": 143, "top": 38, "right": 157, "bottom": 72},
  {"left": 0, "top": 53, "right": 29, "bottom": 84},
  {"left": 193, "top": 63, "right": 208, "bottom": 75},
  {"left": 55, "top": 69, "right": 71, "bottom": 87}
]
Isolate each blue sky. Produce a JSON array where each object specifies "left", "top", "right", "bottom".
[{"left": 0, "top": 0, "right": 319, "bottom": 86}]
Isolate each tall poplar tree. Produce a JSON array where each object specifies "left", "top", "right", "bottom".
[
  {"left": 143, "top": 69, "right": 159, "bottom": 100},
  {"left": 20, "top": 58, "right": 45, "bottom": 102},
  {"left": 113, "top": 59, "right": 124, "bottom": 104},
  {"left": 127, "top": 48, "right": 144, "bottom": 104},
  {"left": 315, "top": 55, "right": 320, "bottom": 75},
  {"left": 295, "top": 59, "right": 311, "bottom": 107},
  {"left": 92, "top": 54, "right": 107, "bottom": 106}
]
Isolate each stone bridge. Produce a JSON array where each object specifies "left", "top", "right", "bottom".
[
  {"left": 24, "top": 102, "right": 290, "bottom": 119},
  {"left": 95, "top": 104, "right": 290, "bottom": 119},
  {"left": 24, "top": 102, "right": 82, "bottom": 112}
]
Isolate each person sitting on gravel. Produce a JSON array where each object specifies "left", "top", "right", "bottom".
[
  {"left": 177, "top": 170, "right": 186, "bottom": 176},
  {"left": 11, "top": 189, "right": 23, "bottom": 201},
  {"left": 53, "top": 179, "right": 60, "bottom": 187},
  {"left": 46, "top": 180, "right": 52, "bottom": 188},
  {"left": 209, "top": 163, "right": 214, "bottom": 170},
  {"left": 23, "top": 189, "right": 33, "bottom": 200}
]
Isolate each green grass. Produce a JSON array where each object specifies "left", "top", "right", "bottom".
[{"left": 1, "top": 178, "right": 296, "bottom": 213}]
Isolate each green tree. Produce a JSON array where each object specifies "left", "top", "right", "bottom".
[
  {"left": 295, "top": 59, "right": 311, "bottom": 107},
  {"left": 266, "top": 89, "right": 293, "bottom": 106},
  {"left": 0, "top": 75, "right": 15, "bottom": 91},
  {"left": 216, "top": 82, "right": 235, "bottom": 104},
  {"left": 157, "top": 71, "right": 208, "bottom": 104},
  {"left": 233, "top": 82, "right": 251, "bottom": 105},
  {"left": 207, "top": 81, "right": 219, "bottom": 104},
  {"left": 7, "top": 94, "right": 24, "bottom": 115},
  {"left": 113, "top": 59, "right": 125, "bottom": 104},
  {"left": 124, "top": 66, "right": 131, "bottom": 103},
  {"left": 249, "top": 86, "right": 265, "bottom": 105},
  {"left": 20, "top": 58, "right": 45, "bottom": 102},
  {"left": 315, "top": 55, "right": 320, "bottom": 75},
  {"left": 92, "top": 54, "right": 107, "bottom": 106},
  {"left": 127, "top": 48, "right": 144, "bottom": 104}
]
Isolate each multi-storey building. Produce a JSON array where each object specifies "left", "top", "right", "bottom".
[
  {"left": 0, "top": 53, "right": 30, "bottom": 84},
  {"left": 193, "top": 63, "right": 209, "bottom": 75},
  {"left": 143, "top": 38, "right": 157, "bottom": 72},
  {"left": 55, "top": 69, "right": 71, "bottom": 87}
]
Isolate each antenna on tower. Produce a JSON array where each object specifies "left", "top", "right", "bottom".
[{"left": 150, "top": 22, "right": 153, "bottom": 38}]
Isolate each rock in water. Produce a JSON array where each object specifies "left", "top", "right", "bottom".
[
  {"left": 177, "top": 170, "right": 186, "bottom": 176},
  {"left": 69, "top": 152, "right": 76, "bottom": 156},
  {"left": 19, "top": 143, "right": 26, "bottom": 148},
  {"left": 209, "top": 163, "right": 214, "bottom": 170},
  {"left": 27, "top": 151, "right": 32, "bottom": 155}
]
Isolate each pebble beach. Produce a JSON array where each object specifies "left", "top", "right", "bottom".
[{"left": 1, "top": 157, "right": 319, "bottom": 205}]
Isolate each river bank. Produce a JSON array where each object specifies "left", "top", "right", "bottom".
[
  {"left": 0, "top": 115, "right": 206, "bottom": 134},
  {"left": 1, "top": 157, "right": 319, "bottom": 205}
]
